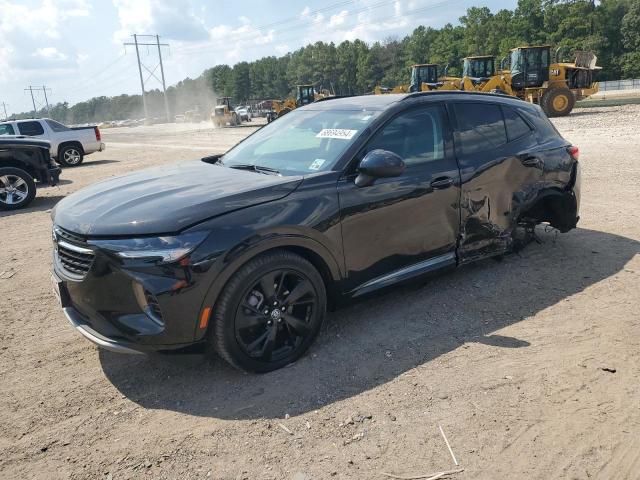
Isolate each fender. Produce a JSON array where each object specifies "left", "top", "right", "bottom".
[{"left": 194, "top": 231, "right": 344, "bottom": 341}]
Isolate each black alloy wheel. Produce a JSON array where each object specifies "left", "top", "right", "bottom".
[{"left": 210, "top": 250, "right": 326, "bottom": 372}]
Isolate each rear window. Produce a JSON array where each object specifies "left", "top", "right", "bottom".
[
  {"left": 46, "top": 119, "right": 71, "bottom": 132},
  {"left": 0, "top": 124, "right": 15, "bottom": 135},
  {"left": 502, "top": 106, "right": 532, "bottom": 141},
  {"left": 17, "top": 121, "right": 44, "bottom": 136},
  {"left": 453, "top": 103, "right": 507, "bottom": 156}
]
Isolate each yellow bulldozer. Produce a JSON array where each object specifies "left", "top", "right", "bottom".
[
  {"left": 267, "top": 85, "right": 332, "bottom": 122},
  {"left": 211, "top": 97, "right": 240, "bottom": 127}
]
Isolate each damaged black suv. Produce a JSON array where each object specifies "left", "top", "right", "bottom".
[{"left": 51, "top": 91, "right": 580, "bottom": 372}]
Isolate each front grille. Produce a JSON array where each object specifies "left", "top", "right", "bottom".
[{"left": 54, "top": 227, "right": 95, "bottom": 280}]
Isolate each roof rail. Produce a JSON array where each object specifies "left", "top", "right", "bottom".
[
  {"left": 402, "top": 90, "right": 514, "bottom": 100},
  {"left": 313, "top": 95, "right": 357, "bottom": 103}
]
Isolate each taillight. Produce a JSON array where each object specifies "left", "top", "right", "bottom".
[
  {"left": 567, "top": 145, "right": 579, "bottom": 161},
  {"left": 94, "top": 126, "right": 101, "bottom": 141}
]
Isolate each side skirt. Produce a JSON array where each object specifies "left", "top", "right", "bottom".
[{"left": 349, "top": 252, "right": 457, "bottom": 298}]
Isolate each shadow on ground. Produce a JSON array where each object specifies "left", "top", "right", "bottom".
[
  {"left": 75, "top": 159, "right": 120, "bottom": 167},
  {"left": 0, "top": 194, "right": 65, "bottom": 218},
  {"left": 100, "top": 227, "right": 639, "bottom": 419}
]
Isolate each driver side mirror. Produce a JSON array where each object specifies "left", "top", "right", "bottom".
[{"left": 355, "top": 149, "right": 405, "bottom": 187}]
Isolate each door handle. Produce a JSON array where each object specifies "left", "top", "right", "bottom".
[
  {"left": 521, "top": 155, "right": 543, "bottom": 168},
  {"left": 430, "top": 176, "right": 454, "bottom": 189}
]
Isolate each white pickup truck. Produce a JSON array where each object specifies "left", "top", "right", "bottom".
[{"left": 0, "top": 118, "right": 105, "bottom": 166}]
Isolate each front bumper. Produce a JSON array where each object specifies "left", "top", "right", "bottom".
[
  {"left": 63, "top": 306, "right": 143, "bottom": 354},
  {"left": 52, "top": 239, "right": 217, "bottom": 353}
]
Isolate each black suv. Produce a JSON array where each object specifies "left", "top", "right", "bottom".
[
  {"left": 51, "top": 92, "right": 581, "bottom": 372},
  {"left": 1, "top": 136, "right": 61, "bottom": 210}
]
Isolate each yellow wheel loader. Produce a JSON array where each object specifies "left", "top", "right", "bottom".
[
  {"left": 507, "top": 46, "right": 600, "bottom": 117},
  {"left": 266, "top": 85, "right": 332, "bottom": 122},
  {"left": 439, "top": 47, "right": 600, "bottom": 117},
  {"left": 211, "top": 97, "right": 240, "bottom": 128}
]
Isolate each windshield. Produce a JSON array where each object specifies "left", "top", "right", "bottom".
[{"left": 221, "top": 108, "right": 381, "bottom": 175}]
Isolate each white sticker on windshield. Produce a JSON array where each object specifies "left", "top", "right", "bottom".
[
  {"left": 316, "top": 128, "right": 358, "bottom": 140},
  {"left": 309, "top": 159, "right": 326, "bottom": 171}
]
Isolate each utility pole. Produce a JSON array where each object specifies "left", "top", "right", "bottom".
[
  {"left": 24, "top": 86, "right": 51, "bottom": 117},
  {"left": 26, "top": 86, "right": 37, "bottom": 116},
  {"left": 1, "top": 102, "right": 8, "bottom": 121},
  {"left": 132, "top": 34, "right": 148, "bottom": 121},
  {"left": 156, "top": 35, "right": 171, "bottom": 123},
  {"left": 124, "top": 34, "right": 171, "bottom": 123},
  {"left": 42, "top": 85, "right": 51, "bottom": 116}
]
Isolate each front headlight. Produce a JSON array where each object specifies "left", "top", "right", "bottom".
[{"left": 89, "top": 231, "right": 208, "bottom": 263}]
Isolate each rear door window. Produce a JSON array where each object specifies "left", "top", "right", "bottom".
[
  {"left": 45, "top": 119, "right": 71, "bottom": 132},
  {"left": 0, "top": 124, "right": 15, "bottom": 135},
  {"left": 502, "top": 106, "right": 532, "bottom": 142},
  {"left": 453, "top": 103, "right": 507, "bottom": 156},
  {"left": 17, "top": 121, "right": 44, "bottom": 136}
]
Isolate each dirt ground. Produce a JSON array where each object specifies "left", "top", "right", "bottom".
[{"left": 1, "top": 106, "right": 639, "bottom": 480}]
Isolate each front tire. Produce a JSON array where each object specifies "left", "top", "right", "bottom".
[
  {"left": 210, "top": 250, "right": 326, "bottom": 373},
  {"left": 0, "top": 167, "right": 36, "bottom": 210},
  {"left": 542, "top": 87, "right": 575, "bottom": 117},
  {"left": 59, "top": 144, "right": 84, "bottom": 167}
]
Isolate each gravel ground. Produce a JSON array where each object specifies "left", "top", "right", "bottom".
[{"left": 0, "top": 106, "right": 639, "bottom": 479}]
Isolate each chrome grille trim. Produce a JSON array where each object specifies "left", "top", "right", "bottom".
[{"left": 53, "top": 226, "right": 95, "bottom": 280}]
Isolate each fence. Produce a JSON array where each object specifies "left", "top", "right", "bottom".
[{"left": 598, "top": 79, "right": 640, "bottom": 91}]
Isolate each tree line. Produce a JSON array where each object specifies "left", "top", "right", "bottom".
[{"left": 12, "top": 0, "right": 640, "bottom": 124}]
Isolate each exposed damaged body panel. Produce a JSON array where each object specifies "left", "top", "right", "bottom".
[{"left": 448, "top": 100, "right": 579, "bottom": 264}]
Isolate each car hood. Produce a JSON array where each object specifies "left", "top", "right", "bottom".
[{"left": 53, "top": 161, "right": 303, "bottom": 236}]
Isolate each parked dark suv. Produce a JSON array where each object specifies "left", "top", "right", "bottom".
[
  {"left": 51, "top": 92, "right": 581, "bottom": 372},
  {"left": 1, "top": 136, "right": 61, "bottom": 210}
]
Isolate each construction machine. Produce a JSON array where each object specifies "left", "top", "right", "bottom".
[
  {"left": 452, "top": 47, "right": 600, "bottom": 116},
  {"left": 506, "top": 45, "right": 600, "bottom": 116},
  {"left": 374, "top": 64, "right": 448, "bottom": 94},
  {"left": 211, "top": 97, "right": 240, "bottom": 127},
  {"left": 267, "top": 85, "right": 332, "bottom": 122}
]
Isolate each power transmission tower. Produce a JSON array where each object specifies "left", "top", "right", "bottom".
[
  {"left": 1, "top": 102, "right": 8, "bottom": 121},
  {"left": 124, "top": 34, "right": 171, "bottom": 123},
  {"left": 24, "top": 86, "right": 51, "bottom": 117}
]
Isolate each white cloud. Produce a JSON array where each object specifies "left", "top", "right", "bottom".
[
  {"left": 328, "top": 10, "right": 348, "bottom": 27},
  {"left": 0, "top": 0, "right": 91, "bottom": 79},
  {"left": 112, "top": 0, "right": 209, "bottom": 43}
]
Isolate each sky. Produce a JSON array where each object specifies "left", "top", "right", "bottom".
[{"left": 0, "top": 0, "right": 518, "bottom": 116}]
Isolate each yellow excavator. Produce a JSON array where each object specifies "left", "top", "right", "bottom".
[{"left": 267, "top": 85, "right": 332, "bottom": 122}]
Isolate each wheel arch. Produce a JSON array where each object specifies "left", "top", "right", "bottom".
[
  {"left": 195, "top": 235, "right": 343, "bottom": 341},
  {"left": 0, "top": 159, "right": 35, "bottom": 179},
  {"left": 58, "top": 140, "right": 84, "bottom": 156}
]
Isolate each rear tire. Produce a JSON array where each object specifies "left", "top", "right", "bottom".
[
  {"left": 209, "top": 250, "right": 326, "bottom": 373},
  {"left": 542, "top": 87, "right": 575, "bottom": 117},
  {"left": 59, "top": 144, "right": 84, "bottom": 167},
  {"left": 0, "top": 167, "right": 36, "bottom": 210}
]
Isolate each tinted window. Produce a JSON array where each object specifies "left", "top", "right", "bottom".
[
  {"left": 365, "top": 106, "right": 445, "bottom": 166},
  {"left": 503, "top": 107, "right": 532, "bottom": 141},
  {"left": 17, "top": 121, "right": 44, "bottom": 136},
  {"left": 223, "top": 109, "right": 382, "bottom": 175},
  {"left": 46, "top": 119, "right": 70, "bottom": 132},
  {"left": 453, "top": 103, "right": 507, "bottom": 156},
  {"left": 0, "top": 124, "right": 15, "bottom": 135}
]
